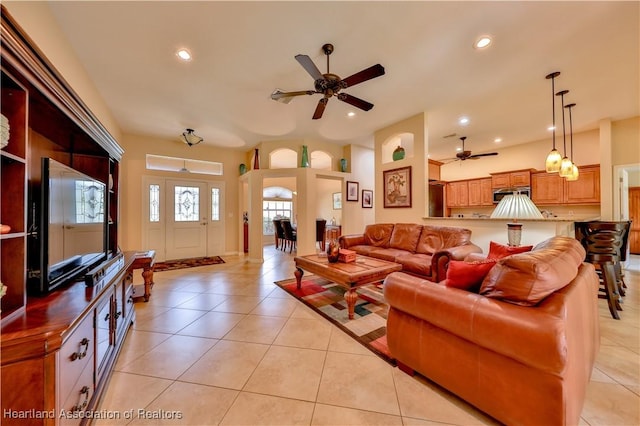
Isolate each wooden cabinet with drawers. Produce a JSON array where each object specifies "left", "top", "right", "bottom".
[
  {"left": 531, "top": 165, "right": 600, "bottom": 205},
  {"left": 491, "top": 169, "right": 533, "bottom": 188}
]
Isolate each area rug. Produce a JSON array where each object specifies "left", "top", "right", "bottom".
[
  {"left": 275, "top": 276, "right": 395, "bottom": 365},
  {"left": 153, "top": 256, "right": 225, "bottom": 272}
]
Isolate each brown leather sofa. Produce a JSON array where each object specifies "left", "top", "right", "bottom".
[
  {"left": 383, "top": 236, "right": 600, "bottom": 426},
  {"left": 339, "top": 223, "right": 482, "bottom": 282}
]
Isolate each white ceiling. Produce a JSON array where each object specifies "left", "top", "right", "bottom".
[{"left": 44, "top": 1, "right": 639, "bottom": 161}]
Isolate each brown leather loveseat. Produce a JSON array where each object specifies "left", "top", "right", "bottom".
[
  {"left": 339, "top": 223, "right": 482, "bottom": 282},
  {"left": 383, "top": 236, "right": 600, "bottom": 426}
]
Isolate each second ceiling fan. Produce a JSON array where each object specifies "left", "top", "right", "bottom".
[
  {"left": 271, "top": 43, "right": 385, "bottom": 119},
  {"left": 450, "top": 137, "right": 499, "bottom": 162}
]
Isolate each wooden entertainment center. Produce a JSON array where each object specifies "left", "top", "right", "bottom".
[{"left": 1, "top": 7, "right": 135, "bottom": 425}]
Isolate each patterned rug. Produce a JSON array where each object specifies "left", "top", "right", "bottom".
[
  {"left": 153, "top": 256, "right": 225, "bottom": 272},
  {"left": 275, "top": 276, "right": 395, "bottom": 365}
]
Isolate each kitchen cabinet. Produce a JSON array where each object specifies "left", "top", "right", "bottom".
[
  {"left": 468, "top": 178, "right": 493, "bottom": 206},
  {"left": 531, "top": 165, "right": 600, "bottom": 205},
  {"left": 491, "top": 169, "right": 533, "bottom": 188},
  {"left": 428, "top": 159, "right": 442, "bottom": 181},
  {"left": 446, "top": 181, "right": 469, "bottom": 207}
]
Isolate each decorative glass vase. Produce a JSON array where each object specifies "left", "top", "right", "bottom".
[
  {"left": 327, "top": 238, "right": 340, "bottom": 263},
  {"left": 392, "top": 146, "right": 405, "bottom": 161},
  {"left": 339, "top": 158, "right": 347, "bottom": 172},
  {"left": 301, "top": 145, "right": 310, "bottom": 168},
  {"left": 239, "top": 163, "right": 247, "bottom": 175}
]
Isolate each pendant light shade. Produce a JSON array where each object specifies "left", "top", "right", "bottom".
[
  {"left": 565, "top": 103, "right": 579, "bottom": 181},
  {"left": 556, "top": 89, "right": 572, "bottom": 177},
  {"left": 545, "top": 72, "right": 561, "bottom": 173}
]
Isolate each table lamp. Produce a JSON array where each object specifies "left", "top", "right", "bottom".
[{"left": 490, "top": 193, "right": 543, "bottom": 246}]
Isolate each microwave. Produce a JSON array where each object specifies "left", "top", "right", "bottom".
[{"left": 493, "top": 187, "right": 531, "bottom": 204}]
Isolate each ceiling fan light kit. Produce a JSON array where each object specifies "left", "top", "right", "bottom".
[
  {"left": 181, "top": 128, "right": 203, "bottom": 146},
  {"left": 271, "top": 43, "right": 385, "bottom": 119}
]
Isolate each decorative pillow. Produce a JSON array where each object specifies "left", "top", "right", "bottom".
[
  {"left": 487, "top": 241, "right": 533, "bottom": 260},
  {"left": 479, "top": 237, "right": 585, "bottom": 306},
  {"left": 445, "top": 259, "right": 498, "bottom": 292}
]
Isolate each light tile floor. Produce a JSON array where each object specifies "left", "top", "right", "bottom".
[{"left": 97, "top": 247, "right": 640, "bottom": 425}]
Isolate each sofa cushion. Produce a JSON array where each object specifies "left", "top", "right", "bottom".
[
  {"left": 479, "top": 236, "right": 586, "bottom": 306},
  {"left": 389, "top": 223, "right": 423, "bottom": 252},
  {"left": 363, "top": 224, "right": 395, "bottom": 247},
  {"left": 416, "top": 226, "right": 472, "bottom": 255},
  {"left": 487, "top": 241, "right": 533, "bottom": 259},
  {"left": 446, "top": 259, "right": 498, "bottom": 291},
  {"left": 369, "top": 247, "right": 411, "bottom": 262},
  {"left": 395, "top": 253, "right": 432, "bottom": 277}
]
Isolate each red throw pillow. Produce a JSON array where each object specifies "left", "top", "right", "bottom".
[
  {"left": 445, "top": 259, "right": 498, "bottom": 292},
  {"left": 487, "top": 241, "right": 533, "bottom": 260}
]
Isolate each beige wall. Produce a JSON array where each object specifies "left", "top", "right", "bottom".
[
  {"left": 612, "top": 116, "right": 640, "bottom": 166},
  {"left": 119, "top": 133, "right": 245, "bottom": 253},
  {"left": 4, "top": 1, "right": 122, "bottom": 143},
  {"left": 375, "top": 113, "right": 428, "bottom": 223}
]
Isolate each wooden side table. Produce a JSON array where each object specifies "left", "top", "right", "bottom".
[{"left": 128, "top": 250, "right": 156, "bottom": 302}]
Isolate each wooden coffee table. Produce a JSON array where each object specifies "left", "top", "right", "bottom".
[{"left": 294, "top": 254, "right": 402, "bottom": 319}]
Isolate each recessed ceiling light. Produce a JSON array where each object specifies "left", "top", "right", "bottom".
[
  {"left": 456, "top": 147, "right": 462, "bottom": 152},
  {"left": 547, "top": 125, "right": 555, "bottom": 131},
  {"left": 474, "top": 36, "right": 492, "bottom": 49},
  {"left": 458, "top": 117, "right": 469, "bottom": 125},
  {"left": 176, "top": 48, "right": 192, "bottom": 61},
  {"left": 494, "top": 137, "right": 502, "bottom": 143},
  {"left": 347, "top": 111, "right": 356, "bottom": 117}
]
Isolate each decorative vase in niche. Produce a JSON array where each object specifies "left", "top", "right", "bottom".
[
  {"left": 392, "top": 146, "right": 405, "bottom": 161},
  {"left": 239, "top": 163, "right": 247, "bottom": 175},
  {"left": 253, "top": 148, "right": 260, "bottom": 170},
  {"left": 301, "top": 145, "right": 310, "bottom": 168},
  {"left": 327, "top": 238, "right": 340, "bottom": 263},
  {"left": 339, "top": 158, "right": 347, "bottom": 172}
]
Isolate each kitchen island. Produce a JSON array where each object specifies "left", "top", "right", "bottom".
[{"left": 422, "top": 216, "right": 598, "bottom": 253}]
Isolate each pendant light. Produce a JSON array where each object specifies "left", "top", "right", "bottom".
[
  {"left": 565, "top": 103, "right": 579, "bottom": 181},
  {"left": 545, "top": 72, "right": 562, "bottom": 172},
  {"left": 556, "top": 89, "right": 573, "bottom": 177}
]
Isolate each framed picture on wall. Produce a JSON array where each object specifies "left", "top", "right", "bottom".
[
  {"left": 332, "top": 192, "right": 342, "bottom": 210},
  {"left": 383, "top": 166, "right": 412, "bottom": 208},
  {"left": 362, "top": 190, "right": 373, "bottom": 208},
  {"left": 346, "top": 181, "right": 359, "bottom": 201}
]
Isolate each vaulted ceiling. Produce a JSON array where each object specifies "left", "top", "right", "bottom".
[{"left": 40, "top": 1, "right": 639, "bottom": 161}]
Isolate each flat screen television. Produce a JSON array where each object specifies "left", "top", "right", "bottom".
[{"left": 29, "top": 158, "right": 108, "bottom": 293}]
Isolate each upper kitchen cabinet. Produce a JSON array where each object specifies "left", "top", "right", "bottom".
[
  {"left": 428, "top": 159, "right": 442, "bottom": 181},
  {"left": 490, "top": 169, "right": 534, "bottom": 189},
  {"left": 531, "top": 165, "right": 600, "bottom": 205},
  {"left": 446, "top": 180, "right": 469, "bottom": 207},
  {"left": 468, "top": 178, "right": 493, "bottom": 206}
]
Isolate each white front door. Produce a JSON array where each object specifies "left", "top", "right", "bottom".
[
  {"left": 141, "top": 177, "right": 226, "bottom": 261},
  {"left": 165, "top": 179, "right": 208, "bottom": 260}
]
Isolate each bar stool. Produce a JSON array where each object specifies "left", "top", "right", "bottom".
[{"left": 575, "top": 221, "right": 627, "bottom": 319}]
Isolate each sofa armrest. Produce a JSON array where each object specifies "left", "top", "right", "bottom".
[
  {"left": 339, "top": 234, "right": 365, "bottom": 249},
  {"left": 430, "top": 243, "right": 483, "bottom": 282}
]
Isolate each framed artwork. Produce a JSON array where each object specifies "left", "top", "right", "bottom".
[
  {"left": 362, "top": 190, "right": 373, "bottom": 208},
  {"left": 332, "top": 192, "right": 342, "bottom": 210},
  {"left": 383, "top": 166, "right": 412, "bottom": 208},
  {"left": 346, "top": 181, "right": 359, "bottom": 201}
]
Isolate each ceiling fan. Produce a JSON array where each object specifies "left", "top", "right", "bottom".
[
  {"left": 270, "top": 43, "right": 385, "bottom": 119},
  {"left": 448, "top": 137, "right": 499, "bottom": 162}
]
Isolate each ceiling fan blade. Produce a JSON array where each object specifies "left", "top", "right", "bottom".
[
  {"left": 342, "top": 64, "right": 385, "bottom": 88},
  {"left": 271, "top": 90, "right": 315, "bottom": 100},
  {"left": 295, "top": 54, "right": 323, "bottom": 81},
  {"left": 312, "top": 97, "right": 328, "bottom": 120},
  {"left": 337, "top": 93, "right": 374, "bottom": 111},
  {"left": 468, "top": 152, "right": 499, "bottom": 159}
]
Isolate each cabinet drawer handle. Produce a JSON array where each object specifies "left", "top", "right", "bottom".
[
  {"left": 70, "top": 338, "right": 90, "bottom": 361},
  {"left": 71, "top": 386, "right": 90, "bottom": 412},
  {"left": 104, "top": 313, "right": 110, "bottom": 322}
]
